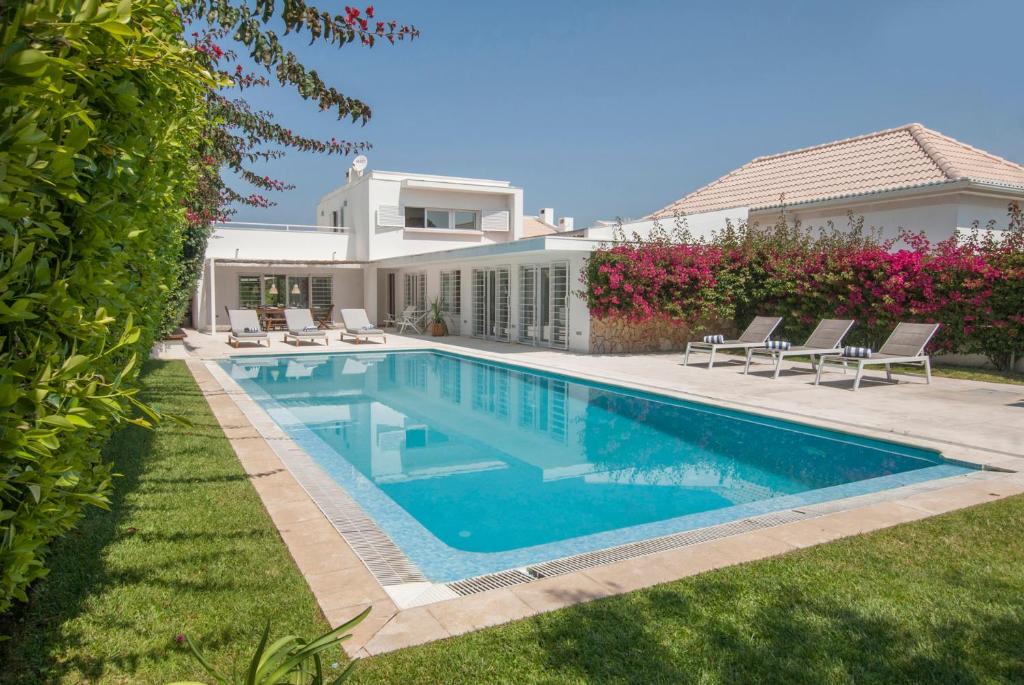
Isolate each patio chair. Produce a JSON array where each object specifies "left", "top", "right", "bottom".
[
  {"left": 744, "top": 319, "right": 855, "bottom": 379},
  {"left": 227, "top": 309, "right": 270, "bottom": 348},
  {"left": 683, "top": 316, "right": 783, "bottom": 369},
  {"left": 339, "top": 308, "right": 387, "bottom": 344},
  {"left": 312, "top": 304, "right": 335, "bottom": 329},
  {"left": 283, "top": 309, "right": 329, "bottom": 347},
  {"left": 396, "top": 305, "right": 423, "bottom": 334},
  {"left": 814, "top": 322, "right": 941, "bottom": 391}
]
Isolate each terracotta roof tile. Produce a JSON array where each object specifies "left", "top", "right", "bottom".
[
  {"left": 650, "top": 124, "right": 1024, "bottom": 218},
  {"left": 521, "top": 216, "right": 558, "bottom": 237}
]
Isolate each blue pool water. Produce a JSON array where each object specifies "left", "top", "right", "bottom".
[{"left": 220, "top": 351, "right": 971, "bottom": 580}]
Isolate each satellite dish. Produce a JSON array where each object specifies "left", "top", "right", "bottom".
[{"left": 352, "top": 155, "right": 368, "bottom": 172}]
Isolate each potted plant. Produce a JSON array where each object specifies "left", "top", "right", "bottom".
[{"left": 428, "top": 297, "right": 447, "bottom": 336}]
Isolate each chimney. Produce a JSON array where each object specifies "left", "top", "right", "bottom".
[
  {"left": 539, "top": 208, "right": 555, "bottom": 226},
  {"left": 558, "top": 217, "right": 574, "bottom": 232}
]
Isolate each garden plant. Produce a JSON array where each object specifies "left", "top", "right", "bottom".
[{"left": 584, "top": 206, "right": 1024, "bottom": 369}]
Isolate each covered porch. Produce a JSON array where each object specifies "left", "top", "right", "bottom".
[{"left": 192, "top": 258, "right": 368, "bottom": 333}]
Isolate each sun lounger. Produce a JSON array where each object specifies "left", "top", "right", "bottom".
[
  {"left": 283, "top": 309, "right": 329, "bottom": 347},
  {"left": 683, "top": 316, "right": 783, "bottom": 369},
  {"left": 814, "top": 322, "right": 941, "bottom": 390},
  {"left": 340, "top": 309, "right": 387, "bottom": 344},
  {"left": 227, "top": 309, "right": 269, "bottom": 348},
  {"left": 744, "top": 319, "right": 855, "bottom": 379}
]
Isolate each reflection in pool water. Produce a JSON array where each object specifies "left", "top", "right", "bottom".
[{"left": 222, "top": 351, "right": 959, "bottom": 558}]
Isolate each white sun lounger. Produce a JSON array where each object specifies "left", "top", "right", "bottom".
[
  {"left": 683, "top": 316, "right": 783, "bottom": 369},
  {"left": 283, "top": 309, "right": 329, "bottom": 347},
  {"left": 340, "top": 309, "right": 387, "bottom": 344},
  {"left": 814, "top": 322, "right": 941, "bottom": 390},
  {"left": 227, "top": 309, "right": 269, "bottom": 348},
  {"left": 744, "top": 319, "right": 855, "bottom": 379}
]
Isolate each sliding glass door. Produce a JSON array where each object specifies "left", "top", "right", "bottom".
[
  {"left": 518, "top": 262, "right": 568, "bottom": 349},
  {"left": 471, "top": 266, "right": 510, "bottom": 341}
]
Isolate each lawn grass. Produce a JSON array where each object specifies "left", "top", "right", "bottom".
[
  {"left": 353, "top": 495, "right": 1024, "bottom": 684},
  {"left": 0, "top": 361, "right": 338, "bottom": 684}
]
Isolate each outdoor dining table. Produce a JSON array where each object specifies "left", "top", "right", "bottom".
[{"left": 257, "top": 306, "right": 288, "bottom": 331}]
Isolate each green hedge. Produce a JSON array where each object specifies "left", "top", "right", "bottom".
[{"left": 0, "top": 0, "right": 208, "bottom": 613}]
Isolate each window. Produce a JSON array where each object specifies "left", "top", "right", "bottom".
[
  {"left": 426, "top": 210, "right": 450, "bottom": 229},
  {"left": 311, "top": 277, "right": 333, "bottom": 308},
  {"left": 331, "top": 210, "right": 338, "bottom": 227},
  {"left": 404, "top": 207, "right": 425, "bottom": 228},
  {"left": 440, "top": 270, "right": 461, "bottom": 315},
  {"left": 263, "top": 275, "right": 286, "bottom": 306},
  {"left": 454, "top": 210, "right": 478, "bottom": 229},
  {"left": 239, "top": 276, "right": 261, "bottom": 308},
  {"left": 403, "top": 207, "right": 481, "bottom": 230},
  {"left": 250, "top": 275, "right": 331, "bottom": 309},
  {"left": 403, "top": 272, "right": 426, "bottom": 311},
  {"left": 287, "top": 276, "right": 310, "bottom": 309}
]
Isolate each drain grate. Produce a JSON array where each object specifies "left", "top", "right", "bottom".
[
  {"left": 526, "top": 512, "right": 805, "bottom": 580},
  {"left": 448, "top": 569, "right": 535, "bottom": 595},
  {"left": 208, "top": 363, "right": 427, "bottom": 586}
]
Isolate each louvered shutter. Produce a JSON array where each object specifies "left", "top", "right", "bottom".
[
  {"left": 481, "top": 209, "right": 510, "bottom": 232},
  {"left": 377, "top": 205, "right": 404, "bottom": 228}
]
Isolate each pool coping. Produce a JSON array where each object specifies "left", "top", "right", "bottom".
[{"left": 186, "top": 351, "right": 1024, "bottom": 658}]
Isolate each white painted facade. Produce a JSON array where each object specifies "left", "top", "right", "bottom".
[
  {"left": 369, "top": 236, "right": 599, "bottom": 352},
  {"left": 577, "top": 208, "right": 749, "bottom": 243},
  {"left": 580, "top": 186, "right": 1021, "bottom": 246},
  {"left": 747, "top": 186, "right": 1021, "bottom": 243},
  {"left": 314, "top": 170, "right": 524, "bottom": 261},
  {"left": 192, "top": 167, "right": 596, "bottom": 352}
]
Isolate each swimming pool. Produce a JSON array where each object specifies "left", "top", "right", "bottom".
[{"left": 220, "top": 350, "right": 972, "bottom": 581}]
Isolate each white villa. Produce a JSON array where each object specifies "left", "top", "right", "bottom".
[{"left": 193, "top": 124, "right": 1024, "bottom": 353}]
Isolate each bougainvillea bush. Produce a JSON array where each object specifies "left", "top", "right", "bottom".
[{"left": 584, "top": 206, "right": 1023, "bottom": 367}]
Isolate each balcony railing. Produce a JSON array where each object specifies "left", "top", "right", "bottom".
[{"left": 215, "top": 221, "right": 349, "bottom": 233}]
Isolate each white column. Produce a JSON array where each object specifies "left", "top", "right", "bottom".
[
  {"left": 208, "top": 257, "right": 216, "bottom": 335},
  {"left": 363, "top": 265, "right": 378, "bottom": 324}
]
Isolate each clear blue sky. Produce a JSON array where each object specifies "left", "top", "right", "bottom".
[{"left": 233, "top": 0, "right": 1024, "bottom": 227}]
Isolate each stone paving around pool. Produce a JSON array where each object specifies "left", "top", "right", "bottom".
[{"left": 178, "top": 328, "right": 1024, "bottom": 656}]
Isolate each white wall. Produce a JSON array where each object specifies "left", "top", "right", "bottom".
[
  {"left": 207, "top": 227, "right": 355, "bottom": 262},
  {"left": 387, "top": 249, "right": 591, "bottom": 352},
  {"left": 582, "top": 208, "right": 748, "bottom": 243},
  {"left": 747, "top": 192, "right": 1019, "bottom": 244},
  {"left": 955, "top": 195, "right": 1019, "bottom": 233},
  {"left": 366, "top": 177, "right": 522, "bottom": 261},
  {"left": 194, "top": 263, "right": 364, "bottom": 331},
  {"left": 315, "top": 172, "right": 524, "bottom": 263}
]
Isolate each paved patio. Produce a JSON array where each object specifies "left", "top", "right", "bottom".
[{"left": 170, "top": 328, "right": 1023, "bottom": 656}]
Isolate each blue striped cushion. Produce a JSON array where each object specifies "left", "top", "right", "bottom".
[
  {"left": 303, "top": 325, "right": 319, "bottom": 332},
  {"left": 243, "top": 326, "right": 258, "bottom": 333},
  {"left": 766, "top": 340, "right": 791, "bottom": 350},
  {"left": 844, "top": 346, "right": 872, "bottom": 358},
  {"left": 703, "top": 334, "right": 725, "bottom": 344}
]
